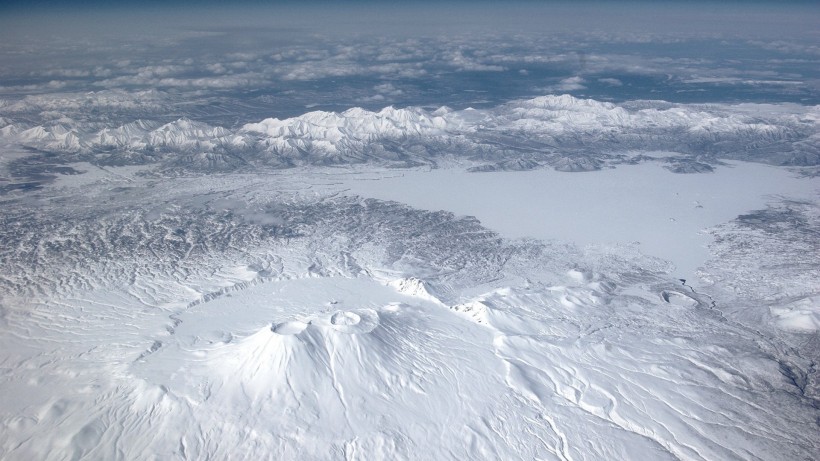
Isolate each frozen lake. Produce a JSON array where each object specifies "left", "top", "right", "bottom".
[{"left": 344, "top": 161, "right": 818, "bottom": 282}]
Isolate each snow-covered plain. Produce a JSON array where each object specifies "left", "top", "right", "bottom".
[
  {"left": 343, "top": 161, "right": 818, "bottom": 282},
  {"left": 1, "top": 154, "right": 818, "bottom": 459}
]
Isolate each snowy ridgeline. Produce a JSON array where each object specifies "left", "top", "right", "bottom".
[
  {"left": 1, "top": 94, "right": 818, "bottom": 173},
  {"left": 0, "top": 166, "right": 818, "bottom": 460}
]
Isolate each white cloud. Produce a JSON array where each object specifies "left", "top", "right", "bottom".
[
  {"left": 360, "top": 94, "right": 386, "bottom": 103},
  {"left": 0, "top": 80, "right": 67, "bottom": 92},
  {"left": 543, "top": 76, "right": 586, "bottom": 93},
  {"left": 360, "top": 83, "right": 405, "bottom": 103},
  {"left": 598, "top": 78, "right": 623, "bottom": 86},
  {"left": 275, "top": 60, "right": 426, "bottom": 81},
  {"left": 93, "top": 72, "right": 268, "bottom": 89},
  {"left": 0, "top": 89, "right": 169, "bottom": 114},
  {"left": 373, "top": 83, "right": 404, "bottom": 97},
  {"left": 134, "top": 65, "right": 189, "bottom": 79},
  {"left": 205, "top": 63, "right": 228, "bottom": 75},
  {"left": 445, "top": 50, "right": 506, "bottom": 72}
]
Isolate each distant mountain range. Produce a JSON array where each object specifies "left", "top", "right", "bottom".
[{"left": 3, "top": 94, "right": 817, "bottom": 173}]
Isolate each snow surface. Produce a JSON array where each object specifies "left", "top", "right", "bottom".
[
  {"left": 771, "top": 296, "right": 820, "bottom": 332},
  {"left": 3, "top": 270, "right": 818, "bottom": 460},
  {"left": 1, "top": 94, "right": 818, "bottom": 460},
  {"left": 1, "top": 159, "right": 818, "bottom": 460},
  {"left": 3, "top": 95, "right": 818, "bottom": 172},
  {"left": 3, "top": 7, "right": 820, "bottom": 457},
  {"left": 343, "top": 161, "right": 818, "bottom": 283}
]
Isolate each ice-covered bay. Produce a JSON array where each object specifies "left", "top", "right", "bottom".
[{"left": 344, "top": 161, "right": 818, "bottom": 282}]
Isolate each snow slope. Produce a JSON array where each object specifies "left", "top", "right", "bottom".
[
  {"left": 2, "top": 95, "right": 817, "bottom": 172},
  {"left": 1, "top": 94, "right": 818, "bottom": 460},
  {"left": 0, "top": 165, "right": 818, "bottom": 460},
  {"left": 2, "top": 272, "right": 817, "bottom": 460}
]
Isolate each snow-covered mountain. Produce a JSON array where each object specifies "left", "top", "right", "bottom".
[
  {"left": 3, "top": 95, "right": 817, "bottom": 172},
  {"left": 1, "top": 170, "right": 817, "bottom": 460},
  {"left": 3, "top": 3, "right": 820, "bottom": 459}
]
